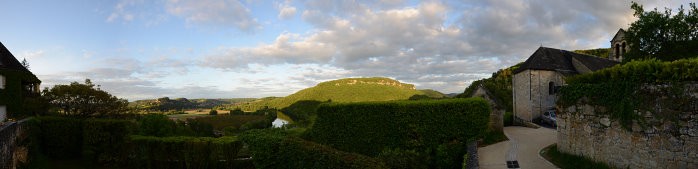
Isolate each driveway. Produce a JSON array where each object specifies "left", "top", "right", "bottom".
[{"left": 478, "top": 126, "right": 557, "bottom": 169}]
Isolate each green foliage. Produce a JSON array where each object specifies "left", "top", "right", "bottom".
[
  {"left": 130, "top": 135, "right": 244, "bottom": 169},
  {"left": 572, "top": 48, "right": 611, "bottom": 58},
  {"left": 456, "top": 63, "right": 522, "bottom": 112},
  {"left": 279, "top": 100, "right": 324, "bottom": 125},
  {"left": 503, "top": 111, "right": 514, "bottom": 126},
  {"left": 377, "top": 148, "right": 428, "bottom": 169},
  {"left": 42, "top": 79, "right": 128, "bottom": 117},
  {"left": 417, "top": 89, "right": 448, "bottom": 98},
  {"left": 222, "top": 126, "right": 237, "bottom": 136},
  {"left": 36, "top": 116, "right": 84, "bottom": 159},
  {"left": 560, "top": 58, "right": 698, "bottom": 130},
  {"left": 186, "top": 115, "right": 266, "bottom": 130},
  {"left": 229, "top": 108, "right": 245, "bottom": 115},
  {"left": 240, "top": 129, "right": 388, "bottom": 169},
  {"left": 566, "top": 58, "right": 698, "bottom": 84},
  {"left": 309, "top": 98, "right": 490, "bottom": 167},
  {"left": 625, "top": 2, "right": 698, "bottom": 62},
  {"left": 480, "top": 131, "right": 508, "bottom": 146},
  {"left": 82, "top": 119, "right": 135, "bottom": 164},
  {"left": 138, "top": 114, "right": 176, "bottom": 137},
  {"left": 436, "top": 141, "right": 467, "bottom": 169},
  {"left": 408, "top": 94, "right": 432, "bottom": 100},
  {"left": 542, "top": 145, "right": 612, "bottom": 169},
  {"left": 0, "top": 69, "right": 42, "bottom": 118},
  {"left": 208, "top": 109, "right": 218, "bottom": 115},
  {"left": 185, "top": 119, "right": 214, "bottom": 137}
]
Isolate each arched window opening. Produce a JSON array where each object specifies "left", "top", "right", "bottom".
[
  {"left": 549, "top": 82, "right": 555, "bottom": 95},
  {"left": 621, "top": 42, "right": 626, "bottom": 56},
  {"left": 615, "top": 44, "right": 620, "bottom": 58}
]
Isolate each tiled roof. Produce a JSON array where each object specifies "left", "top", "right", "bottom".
[{"left": 514, "top": 47, "right": 619, "bottom": 76}]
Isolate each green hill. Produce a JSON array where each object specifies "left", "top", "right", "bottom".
[{"left": 230, "top": 77, "right": 444, "bottom": 124}]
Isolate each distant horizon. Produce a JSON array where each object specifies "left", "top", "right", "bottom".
[{"left": 0, "top": 0, "right": 685, "bottom": 100}]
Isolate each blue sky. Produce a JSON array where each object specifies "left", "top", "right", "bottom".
[{"left": 0, "top": 0, "right": 685, "bottom": 101}]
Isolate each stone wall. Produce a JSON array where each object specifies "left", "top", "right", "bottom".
[
  {"left": 0, "top": 118, "right": 29, "bottom": 169},
  {"left": 469, "top": 84, "right": 504, "bottom": 132},
  {"left": 513, "top": 70, "right": 565, "bottom": 122},
  {"left": 557, "top": 83, "right": 698, "bottom": 169}
]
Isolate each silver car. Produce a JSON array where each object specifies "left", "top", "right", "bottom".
[{"left": 542, "top": 108, "right": 557, "bottom": 127}]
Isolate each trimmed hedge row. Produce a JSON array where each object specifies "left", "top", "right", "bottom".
[
  {"left": 310, "top": 98, "right": 489, "bottom": 157},
  {"left": 130, "top": 135, "right": 244, "bottom": 169},
  {"left": 240, "top": 129, "right": 388, "bottom": 169},
  {"left": 566, "top": 58, "right": 698, "bottom": 84},
  {"left": 35, "top": 116, "right": 135, "bottom": 162}
]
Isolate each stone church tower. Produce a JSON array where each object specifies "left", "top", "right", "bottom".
[{"left": 609, "top": 29, "right": 629, "bottom": 62}]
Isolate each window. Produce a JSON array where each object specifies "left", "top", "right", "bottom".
[
  {"left": 615, "top": 44, "right": 620, "bottom": 58},
  {"left": 622, "top": 42, "right": 626, "bottom": 55},
  {"left": 0, "top": 74, "right": 4, "bottom": 89},
  {"left": 549, "top": 82, "right": 555, "bottom": 95}
]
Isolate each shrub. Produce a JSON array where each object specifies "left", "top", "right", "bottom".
[
  {"left": 377, "top": 148, "right": 428, "bottom": 169},
  {"left": 130, "top": 135, "right": 243, "bottom": 169},
  {"left": 240, "top": 129, "right": 388, "bottom": 169},
  {"left": 36, "top": 116, "right": 83, "bottom": 158},
  {"left": 310, "top": 98, "right": 489, "bottom": 158},
  {"left": 138, "top": 114, "right": 176, "bottom": 137},
  {"left": 209, "top": 109, "right": 218, "bottom": 115},
  {"left": 186, "top": 119, "right": 214, "bottom": 137},
  {"left": 222, "top": 126, "right": 237, "bottom": 136},
  {"left": 229, "top": 108, "right": 244, "bottom": 115},
  {"left": 436, "top": 141, "right": 466, "bottom": 169},
  {"left": 503, "top": 112, "right": 513, "bottom": 126},
  {"left": 82, "top": 119, "right": 135, "bottom": 164}
]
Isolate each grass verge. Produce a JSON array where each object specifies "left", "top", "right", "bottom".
[{"left": 540, "top": 144, "right": 613, "bottom": 169}]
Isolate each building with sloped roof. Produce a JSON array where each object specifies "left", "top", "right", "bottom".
[
  {"left": 0, "top": 42, "right": 41, "bottom": 120},
  {"left": 512, "top": 47, "right": 620, "bottom": 123}
]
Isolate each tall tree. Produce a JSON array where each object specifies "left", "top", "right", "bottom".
[
  {"left": 21, "top": 58, "right": 30, "bottom": 70},
  {"left": 625, "top": 2, "right": 698, "bottom": 62},
  {"left": 43, "top": 79, "right": 128, "bottom": 117}
]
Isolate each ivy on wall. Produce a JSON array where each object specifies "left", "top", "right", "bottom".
[
  {"left": 558, "top": 58, "right": 698, "bottom": 130},
  {"left": 0, "top": 69, "right": 41, "bottom": 119}
]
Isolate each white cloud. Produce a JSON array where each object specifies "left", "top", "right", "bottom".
[
  {"left": 21, "top": 50, "right": 44, "bottom": 59},
  {"left": 277, "top": 1, "right": 297, "bottom": 19},
  {"left": 165, "top": 0, "right": 262, "bottom": 31}
]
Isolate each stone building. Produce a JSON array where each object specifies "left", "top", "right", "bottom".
[
  {"left": 609, "top": 29, "right": 629, "bottom": 62},
  {"left": 512, "top": 47, "right": 619, "bottom": 123},
  {"left": 0, "top": 42, "right": 41, "bottom": 121}
]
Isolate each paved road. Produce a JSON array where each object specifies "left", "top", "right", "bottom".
[{"left": 478, "top": 126, "right": 558, "bottom": 169}]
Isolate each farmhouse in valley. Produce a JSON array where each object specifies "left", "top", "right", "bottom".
[
  {"left": 512, "top": 46, "right": 620, "bottom": 123},
  {"left": 0, "top": 42, "right": 41, "bottom": 121}
]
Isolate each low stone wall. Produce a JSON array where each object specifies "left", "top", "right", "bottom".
[
  {"left": 0, "top": 118, "right": 29, "bottom": 169},
  {"left": 557, "top": 83, "right": 698, "bottom": 169}
]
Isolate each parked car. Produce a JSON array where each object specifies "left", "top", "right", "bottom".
[{"left": 542, "top": 108, "right": 557, "bottom": 127}]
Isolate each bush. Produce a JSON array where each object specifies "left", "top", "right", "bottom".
[
  {"left": 240, "top": 129, "right": 388, "bottom": 169},
  {"left": 503, "top": 112, "right": 513, "bottom": 126},
  {"left": 222, "top": 126, "right": 237, "bottom": 136},
  {"left": 436, "top": 141, "right": 466, "bottom": 169},
  {"left": 310, "top": 98, "right": 489, "bottom": 158},
  {"left": 229, "top": 108, "right": 244, "bottom": 115},
  {"left": 565, "top": 58, "right": 698, "bottom": 84},
  {"left": 209, "top": 109, "right": 218, "bottom": 115},
  {"left": 138, "top": 114, "right": 176, "bottom": 137},
  {"left": 36, "top": 116, "right": 84, "bottom": 158},
  {"left": 82, "top": 119, "right": 135, "bottom": 164},
  {"left": 186, "top": 119, "right": 214, "bottom": 137},
  {"left": 377, "top": 148, "right": 428, "bottom": 169},
  {"left": 131, "top": 135, "right": 243, "bottom": 169}
]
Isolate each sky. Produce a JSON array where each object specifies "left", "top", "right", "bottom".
[{"left": 0, "top": 0, "right": 687, "bottom": 101}]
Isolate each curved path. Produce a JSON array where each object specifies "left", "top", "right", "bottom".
[{"left": 478, "top": 126, "right": 557, "bottom": 169}]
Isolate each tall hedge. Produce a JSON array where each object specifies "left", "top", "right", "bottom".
[
  {"left": 130, "top": 135, "right": 244, "bottom": 169},
  {"left": 36, "top": 116, "right": 84, "bottom": 158},
  {"left": 240, "top": 129, "right": 388, "bottom": 169},
  {"left": 82, "top": 119, "right": 135, "bottom": 164},
  {"left": 309, "top": 98, "right": 490, "bottom": 157}
]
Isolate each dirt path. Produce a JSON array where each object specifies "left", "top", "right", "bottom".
[{"left": 478, "top": 126, "right": 558, "bottom": 169}]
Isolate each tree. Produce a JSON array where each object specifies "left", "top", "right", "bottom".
[
  {"left": 625, "top": 2, "right": 698, "bottom": 62},
  {"left": 209, "top": 109, "right": 218, "bottom": 115},
  {"left": 43, "top": 79, "right": 128, "bottom": 117},
  {"left": 138, "top": 113, "right": 176, "bottom": 137},
  {"left": 21, "top": 58, "right": 30, "bottom": 70}
]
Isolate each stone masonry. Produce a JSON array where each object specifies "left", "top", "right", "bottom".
[{"left": 557, "top": 83, "right": 698, "bottom": 169}]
